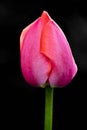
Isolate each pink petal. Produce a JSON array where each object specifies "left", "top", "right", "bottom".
[
  {"left": 20, "top": 12, "right": 51, "bottom": 86},
  {"left": 20, "top": 11, "right": 51, "bottom": 50},
  {"left": 40, "top": 20, "right": 77, "bottom": 87}
]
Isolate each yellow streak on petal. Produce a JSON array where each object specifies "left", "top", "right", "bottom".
[{"left": 20, "top": 24, "right": 31, "bottom": 50}]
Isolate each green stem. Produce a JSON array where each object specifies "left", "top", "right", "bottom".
[{"left": 44, "top": 86, "right": 54, "bottom": 130}]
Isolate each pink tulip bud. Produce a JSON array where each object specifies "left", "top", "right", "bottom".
[{"left": 20, "top": 11, "right": 77, "bottom": 87}]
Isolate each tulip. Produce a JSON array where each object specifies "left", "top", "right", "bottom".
[{"left": 20, "top": 11, "right": 77, "bottom": 87}]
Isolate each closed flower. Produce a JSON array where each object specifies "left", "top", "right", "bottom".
[{"left": 20, "top": 11, "right": 77, "bottom": 87}]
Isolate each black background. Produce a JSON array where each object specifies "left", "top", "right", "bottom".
[{"left": 0, "top": 0, "right": 87, "bottom": 130}]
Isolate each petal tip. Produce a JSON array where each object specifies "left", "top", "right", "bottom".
[{"left": 41, "top": 10, "right": 51, "bottom": 21}]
